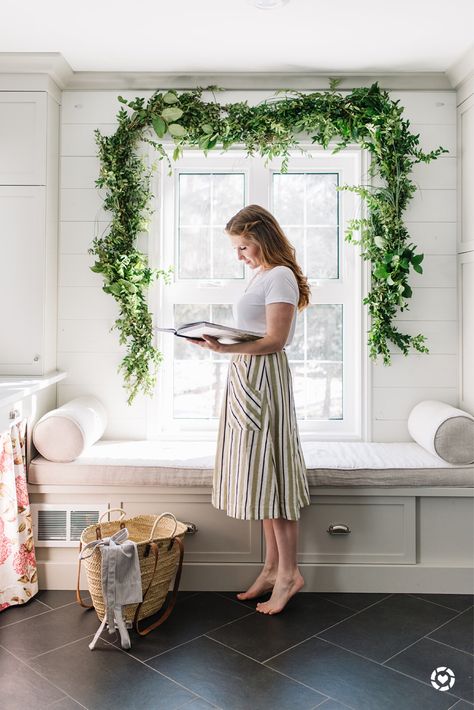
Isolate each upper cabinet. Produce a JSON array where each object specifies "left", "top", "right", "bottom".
[
  {"left": 0, "top": 92, "right": 47, "bottom": 185},
  {"left": 0, "top": 90, "right": 59, "bottom": 376}
]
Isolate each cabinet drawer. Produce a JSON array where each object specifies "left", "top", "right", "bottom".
[
  {"left": 109, "top": 496, "right": 261, "bottom": 563},
  {"left": 295, "top": 496, "right": 416, "bottom": 564}
]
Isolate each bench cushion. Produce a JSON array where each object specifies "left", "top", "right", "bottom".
[{"left": 28, "top": 440, "right": 474, "bottom": 488}]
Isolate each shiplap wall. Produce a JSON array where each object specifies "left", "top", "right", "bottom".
[{"left": 59, "top": 89, "right": 457, "bottom": 441}]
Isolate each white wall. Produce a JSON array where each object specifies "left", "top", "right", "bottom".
[{"left": 59, "top": 89, "right": 458, "bottom": 441}]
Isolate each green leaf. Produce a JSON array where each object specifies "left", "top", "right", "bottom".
[
  {"left": 198, "top": 136, "right": 210, "bottom": 150},
  {"left": 163, "top": 91, "right": 179, "bottom": 104},
  {"left": 373, "top": 236, "right": 385, "bottom": 249},
  {"left": 168, "top": 123, "right": 187, "bottom": 137},
  {"left": 90, "top": 262, "right": 104, "bottom": 273},
  {"left": 413, "top": 263, "right": 423, "bottom": 274},
  {"left": 161, "top": 106, "right": 183, "bottom": 122},
  {"left": 402, "top": 284, "right": 413, "bottom": 298},
  {"left": 109, "top": 283, "right": 122, "bottom": 296},
  {"left": 373, "top": 264, "right": 388, "bottom": 279},
  {"left": 152, "top": 116, "right": 167, "bottom": 138},
  {"left": 172, "top": 146, "right": 181, "bottom": 161},
  {"left": 117, "top": 95, "right": 128, "bottom": 104},
  {"left": 201, "top": 123, "right": 213, "bottom": 135}
]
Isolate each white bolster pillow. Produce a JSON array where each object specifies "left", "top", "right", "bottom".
[
  {"left": 407, "top": 399, "right": 474, "bottom": 465},
  {"left": 33, "top": 396, "right": 107, "bottom": 462}
]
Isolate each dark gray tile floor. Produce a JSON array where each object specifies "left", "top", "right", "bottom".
[{"left": 0, "top": 589, "right": 472, "bottom": 710}]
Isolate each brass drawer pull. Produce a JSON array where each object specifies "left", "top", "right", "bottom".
[
  {"left": 327, "top": 523, "right": 351, "bottom": 535},
  {"left": 184, "top": 522, "right": 198, "bottom": 535}
]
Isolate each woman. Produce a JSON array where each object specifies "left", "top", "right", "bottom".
[{"left": 187, "top": 204, "right": 311, "bottom": 615}]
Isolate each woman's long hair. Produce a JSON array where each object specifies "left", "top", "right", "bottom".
[{"left": 225, "top": 204, "right": 311, "bottom": 311}]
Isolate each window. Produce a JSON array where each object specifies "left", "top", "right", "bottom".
[{"left": 150, "top": 147, "right": 364, "bottom": 440}]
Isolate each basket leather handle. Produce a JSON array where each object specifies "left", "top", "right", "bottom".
[
  {"left": 76, "top": 541, "right": 95, "bottom": 610},
  {"left": 133, "top": 536, "right": 185, "bottom": 636}
]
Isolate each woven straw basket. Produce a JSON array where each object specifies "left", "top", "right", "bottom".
[{"left": 76, "top": 508, "right": 187, "bottom": 635}]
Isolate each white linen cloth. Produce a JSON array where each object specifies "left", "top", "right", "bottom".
[{"left": 79, "top": 527, "right": 142, "bottom": 650}]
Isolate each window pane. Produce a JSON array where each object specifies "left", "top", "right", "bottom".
[
  {"left": 290, "top": 304, "right": 343, "bottom": 420},
  {"left": 212, "top": 173, "right": 245, "bottom": 224},
  {"left": 178, "top": 172, "right": 245, "bottom": 279},
  {"left": 272, "top": 172, "right": 339, "bottom": 279},
  {"left": 307, "top": 304, "right": 342, "bottom": 361},
  {"left": 179, "top": 174, "right": 210, "bottom": 225},
  {"left": 178, "top": 227, "right": 211, "bottom": 279},
  {"left": 306, "top": 361, "right": 343, "bottom": 419},
  {"left": 306, "top": 174, "right": 338, "bottom": 224},
  {"left": 173, "top": 304, "right": 233, "bottom": 419},
  {"left": 307, "top": 227, "right": 338, "bottom": 279},
  {"left": 213, "top": 227, "right": 243, "bottom": 279},
  {"left": 273, "top": 173, "right": 305, "bottom": 223}
]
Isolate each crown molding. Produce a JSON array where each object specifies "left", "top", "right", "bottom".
[
  {"left": 65, "top": 71, "right": 452, "bottom": 91},
  {"left": 447, "top": 44, "right": 474, "bottom": 104},
  {"left": 0, "top": 52, "right": 73, "bottom": 89},
  {"left": 0, "top": 52, "right": 454, "bottom": 92}
]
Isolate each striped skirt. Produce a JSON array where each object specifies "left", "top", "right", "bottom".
[{"left": 212, "top": 350, "right": 311, "bottom": 521}]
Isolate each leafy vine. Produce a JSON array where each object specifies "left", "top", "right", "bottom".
[{"left": 90, "top": 79, "right": 448, "bottom": 404}]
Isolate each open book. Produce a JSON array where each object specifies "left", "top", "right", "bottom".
[{"left": 155, "top": 321, "right": 264, "bottom": 344}]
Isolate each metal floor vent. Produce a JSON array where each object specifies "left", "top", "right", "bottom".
[{"left": 31, "top": 504, "right": 109, "bottom": 547}]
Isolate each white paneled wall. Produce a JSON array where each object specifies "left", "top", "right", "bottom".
[{"left": 59, "top": 89, "right": 458, "bottom": 441}]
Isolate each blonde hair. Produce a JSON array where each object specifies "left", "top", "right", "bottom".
[{"left": 226, "top": 204, "right": 311, "bottom": 311}]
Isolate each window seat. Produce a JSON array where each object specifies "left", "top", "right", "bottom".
[{"left": 28, "top": 440, "right": 474, "bottom": 488}]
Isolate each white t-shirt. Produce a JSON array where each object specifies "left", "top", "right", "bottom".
[{"left": 232, "top": 265, "right": 299, "bottom": 347}]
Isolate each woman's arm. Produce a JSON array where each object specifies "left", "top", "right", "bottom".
[{"left": 187, "top": 302, "right": 295, "bottom": 355}]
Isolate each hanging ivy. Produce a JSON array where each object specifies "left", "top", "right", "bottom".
[{"left": 90, "top": 79, "right": 448, "bottom": 405}]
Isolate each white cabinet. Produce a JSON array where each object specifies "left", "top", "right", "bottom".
[
  {"left": 0, "top": 92, "right": 47, "bottom": 185},
  {"left": 0, "top": 91, "right": 59, "bottom": 375}
]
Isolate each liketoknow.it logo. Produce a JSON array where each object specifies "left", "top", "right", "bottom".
[{"left": 430, "top": 666, "right": 455, "bottom": 691}]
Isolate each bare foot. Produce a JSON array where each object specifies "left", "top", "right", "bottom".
[
  {"left": 256, "top": 571, "right": 304, "bottom": 614},
  {"left": 236, "top": 568, "right": 277, "bottom": 600}
]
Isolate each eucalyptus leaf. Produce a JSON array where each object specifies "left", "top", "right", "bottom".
[
  {"left": 162, "top": 107, "right": 183, "bottom": 122},
  {"left": 152, "top": 116, "right": 167, "bottom": 138},
  {"left": 168, "top": 123, "right": 187, "bottom": 137},
  {"left": 163, "top": 91, "right": 179, "bottom": 104}
]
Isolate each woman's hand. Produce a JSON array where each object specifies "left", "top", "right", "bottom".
[{"left": 186, "top": 335, "right": 227, "bottom": 353}]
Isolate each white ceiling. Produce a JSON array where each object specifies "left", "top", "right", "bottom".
[{"left": 1, "top": 0, "right": 473, "bottom": 74}]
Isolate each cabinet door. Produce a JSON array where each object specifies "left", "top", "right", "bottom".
[
  {"left": 0, "top": 186, "right": 46, "bottom": 374},
  {"left": 0, "top": 92, "right": 47, "bottom": 185}
]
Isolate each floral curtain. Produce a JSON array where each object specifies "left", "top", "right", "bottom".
[{"left": 0, "top": 419, "right": 38, "bottom": 611}]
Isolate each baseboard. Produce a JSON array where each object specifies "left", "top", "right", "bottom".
[{"left": 40, "top": 561, "right": 474, "bottom": 594}]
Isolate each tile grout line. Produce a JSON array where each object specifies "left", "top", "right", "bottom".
[
  {"left": 406, "top": 592, "right": 474, "bottom": 613},
  {"left": 98, "top": 634, "right": 223, "bottom": 709},
  {"left": 381, "top": 606, "right": 470, "bottom": 664},
  {"left": 0, "top": 643, "right": 89, "bottom": 710},
  {"left": 309, "top": 635, "right": 463, "bottom": 705},
  {"left": 418, "top": 631, "right": 474, "bottom": 658},
  {"left": 203, "top": 634, "right": 353, "bottom": 710},
  {"left": 138, "top": 609, "right": 257, "bottom": 663},
  {"left": 262, "top": 593, "right": 394, "bottom": 664},
  {"left": 0, "top": 596, "right": 93, "bottom": 628}
]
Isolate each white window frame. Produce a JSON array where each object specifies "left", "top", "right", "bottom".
[{"left": 147, "top": 143, "right": 370, "bottom": 442}]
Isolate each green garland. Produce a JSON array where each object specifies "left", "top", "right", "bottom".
[{"left": 90, "top": 79, "right": 448, "bottom": 405}]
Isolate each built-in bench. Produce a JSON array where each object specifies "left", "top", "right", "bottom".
[
  {"left": 28, "top": 439, "right": 474, "bottom": 487},
  {"left": 27, "top": 440, "right": 474, "bottom": 594}
]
